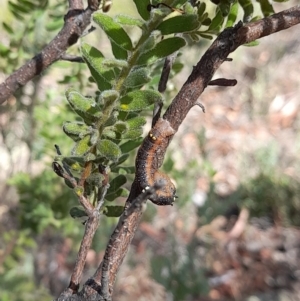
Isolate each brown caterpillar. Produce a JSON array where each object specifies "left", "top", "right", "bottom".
[{"left": 135, "top": 118, "right": 176, "bottom": 205}]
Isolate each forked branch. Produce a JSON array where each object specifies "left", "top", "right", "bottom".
[{"left": 63, "top": 6, "right": 300, "bottom": 301}]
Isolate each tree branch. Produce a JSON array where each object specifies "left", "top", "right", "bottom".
[
  {"left": 56, "top": 5, "right": 300, "bottom": 301},
  {"left": 0, "top": 0, "right": 101, "bottom": 104}
]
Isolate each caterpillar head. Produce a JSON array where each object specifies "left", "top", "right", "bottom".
[{"left": 149, "top": 171, "right": 176, "bottom": 206}]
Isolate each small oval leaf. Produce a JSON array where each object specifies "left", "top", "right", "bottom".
[
  {"left": 157, "top": 14, "right": 199, "bottom": 35},
  {"left": 105, "top": 187, "right": 130, "bottom": 201},
  {"left": 97, "top": 139, "right": 122, "bottom": 161},
  {"left": 133, "top": 0, "right": 151, "bottom": 20},
  {"left": 123, "top": 67, "right": 151, "bottom": 88},
  {"left": 137, "top": 37, "right": 186, "bottom": 66},
  {"left": 70, "top": 206, "right": 88, "bottom": 219},
  {"left": 103, "top": 205, "right": 125, "bottom": 217},
  {"left": 93, "top": 13, "right": 133, "bottom": 50},
  {"left": 63, "top": 121, "right": 91, "bottom": 141},
  {"left": 226, "top": 1, "right": 239, "bottom": 27},
  {"left": 81, "top": 43, "right": 114, "bottom": 91},
  {"left": 107, "top": 175, "right": 127, "bottom": 195},
  {"left": 114, "top": 14, "right": 145, "bottom": 27},
  {"left": 208, "top": 10, "right": 224, "bottom": 31},
  {"left": 120, "top": 138, "right": 143, "bottom": 153},
  {"left": 66, "top": 89, "right": 102, "bottom": 124},
  {"left": 238, "top": 0, "right": 254, "bottom": 22},
  {"left": 72, "top": 135, "right": 93, "bottom": 156},
  {"left": 119, "top": 90, "right": 162, "bottom": 112}
]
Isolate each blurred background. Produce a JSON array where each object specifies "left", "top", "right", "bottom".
[{"left": 1, "top": 0, "right": 300, "bottom": 300}]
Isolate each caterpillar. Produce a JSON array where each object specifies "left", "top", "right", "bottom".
[{"left": 135, "top": 118, "right": 176, "bottom": 206}]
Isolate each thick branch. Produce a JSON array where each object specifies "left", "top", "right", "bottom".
[{"left": 0, "top": 0, "right": 101, "bottom": 104}]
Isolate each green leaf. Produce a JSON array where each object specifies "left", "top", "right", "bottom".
[
  {"left": 107, "top": 175, "right": 127, "bottom": 195},
  {"left": 103, "top": 205, "right": 124, "bottom": 217},
  {"left": 74, "top": 186, "right": 84, "bottom": 197},
  {"left": 122, "top": 128, "right": 143, "bottom": 140},
  {"left": 120, "top": 138, "right": 143, "bottom": 153},
  {"left": 70, "top": 206, "right": 88, "bottom": 218},
  {"left": 172, "top": 0, "right": 187, "bottom": 6},
  {"left": 140, "top": 31, "right": 160, "bottom": 53},
  {"left": 63, "top": 121, "right": 91, "bottom": 141},
  {"left": 199, "top": 33, "right": 213, "bottom": 40},
  {"left": 62, "top": 156, "right": 85, "bottom": 171},
  {"left": 199, "top": 12, "right": 209, "bottom": 23},
  {"left": 118, "top": 111, "right": 138, "bottom": 121},
  {"left": 123, "top": 67, "right": 151, "bottom": 88},
  {"left": 97, "top": 139, "right": 122, "bottom": 161},
  {"left": 202, "top": 18, "right": 212, "bottom": 26},
  {"left": 238, "top": 0, "right": 254, "bottom": 22},
  {"left": 102, "top": 58, "right": 128, "bottom": 68},
  {"left": 208, "top": 9, "right": 224, "bottom": 31},
  {"left": 111, "top": 154, "right": 130, "bottom": 168},
  {"left": 119, "top": 90, "right": 162, "bottom": 111},
  {"left": 257, "top": 0, "right": 274, "bottom": 17},
  {"left": 81, "top": 43, "right": 114, "bottom": 91},
  {"left": 226, "top": 0, "right": 239, "bottom": 27},
  {"left": 99, "top": 90, "right": 120, "bottom": 107},
  {"left": 0, "top": 43, "right": 10, "bottom": 56},
  {"left": 133, "top": 0, "right": 151, "bottom": 20},
  {"left": 90, "top": 131, "right": 100, "bottom": 145},
  {"left": 184, "top": 2, "right": 195, "bottom": 14},
  {"left": 2, "top": 22, "right": 13, "bottom": 34},
  {"left": 220, "top": 0, "right": 231, "bottom": 17},
  {"left": 243, "top": 40, "right": 259, "bottom": 47},
  {"left": 19, "top": 0, "right": 36, "bottom": 10},
  {"left": 65, "top": 89, "right": 102, "bottom": 124},
  {"left": 72, "top": 135, "right": 93, "bottom": 156},
  {"left": 84, "top": 153, "right": 97, "bottom": 162},
  {"left": 93, "top": 13, "right": 133, "bottom": 51},
  {"left": 114, "top": 121, "right": 128, "bottom": 134},
  {"left": 172, "top": 62, "right": 184, "bottom": 74},
  {"left": 102, "top": 129, "right": 118, "bottom": 140},
  {"left": 197, "top": 2, "right": 206, "bottom": 18},
  {"left": 111, "top": 166, "right": 135, "bottom": 174},
  {"left": 105, "top": 187, "right": 129, "bottom": 201},
  {"left": 104, "top": 110, "right": 119, "bottom": 126},
  {"left": 157, "top": 14, "right": 199, "bottom": 35},
  {"left": 86, "top": 173, "right": 105, "bottom": 187},
  {"left": 9, "top": 6, "right": 24, "bottom": 20},
  {"left": 8, "top": 1, "right": 31, "bottom": 14},
  {"left": 114, "top": 14, "right": 145, "bottom": 27},
  {"left": 111, "top": 42, "right": 128, "bottom": 60},
  {"left": 126, "top": 116, "right": 147, "bottom": 129},
  {"left": 137, "top": 37, "right": 186, "bottom": 66},
  {"left": 46, "top": 19, "right": 63, "bottom": 31}
]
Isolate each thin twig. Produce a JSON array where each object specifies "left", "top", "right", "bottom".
[
  {"left": 208, "top": 78, "right": 237, "bottom": 86},
  {"left": 158, "top": 51, "right": 179, "bottom": 93},
  {"left": 59, "top": 210, "right": 100, "bottom": 298},
  {"left": 153, "top": 36, "right": 182, "bottom": 126},
  {"left": 97, "top": 184, "right": 109, "bottom": 211}
]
